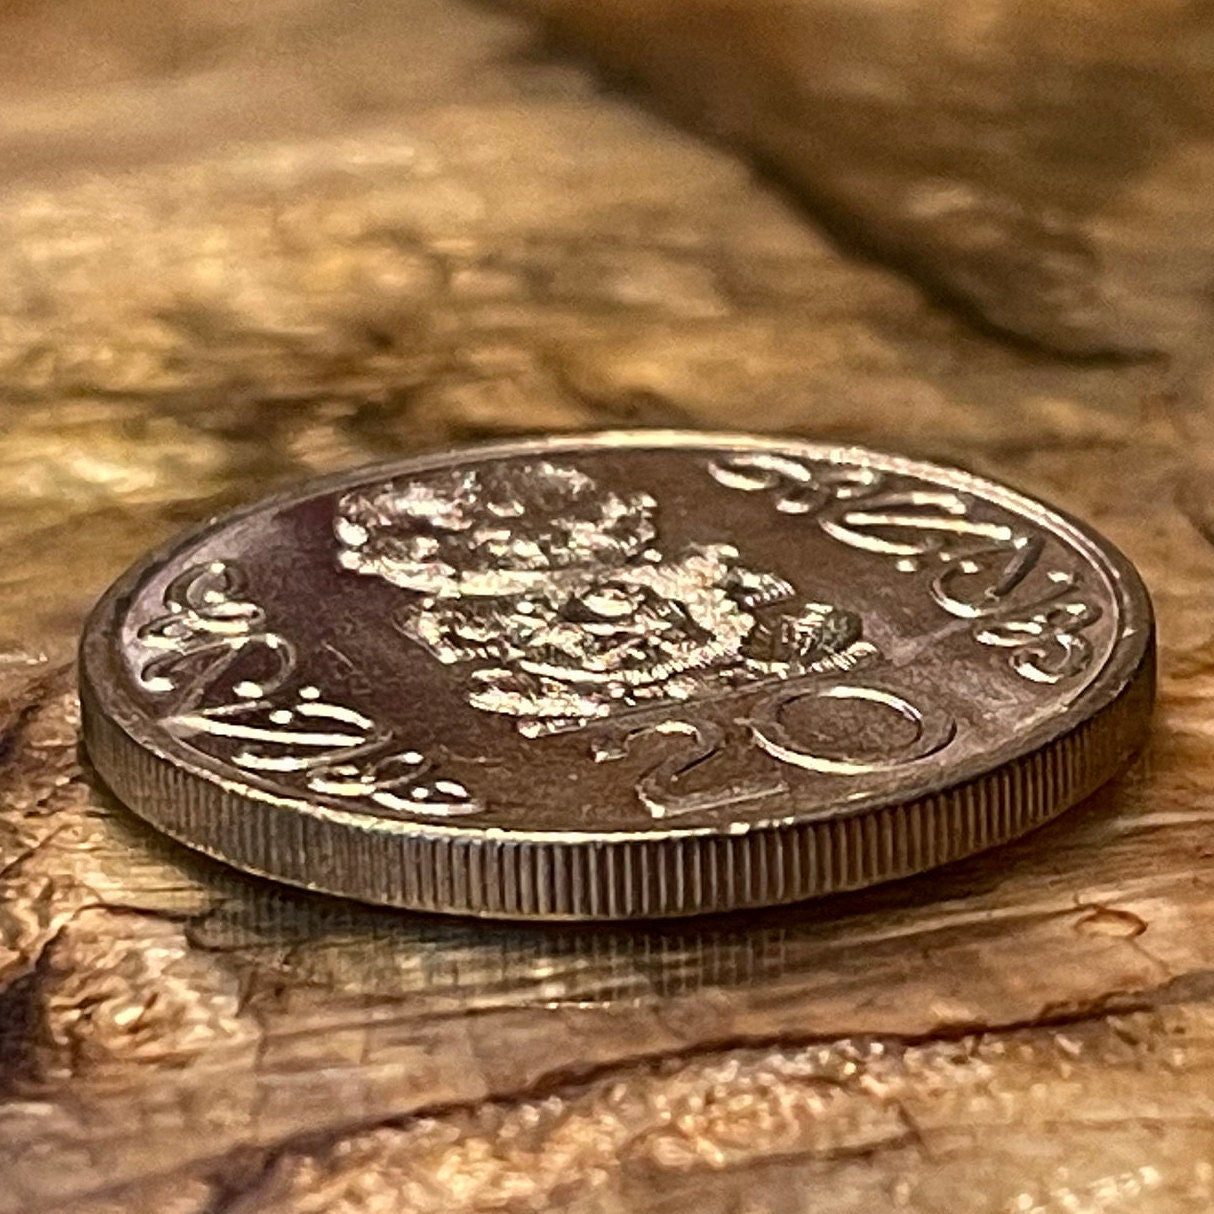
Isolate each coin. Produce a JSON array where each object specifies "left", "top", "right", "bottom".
[{"left": 80, "top": 432, "right": 1154, "bottom": 919}]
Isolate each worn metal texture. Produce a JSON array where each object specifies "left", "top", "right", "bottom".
[
  {"left": 78, "top": 435, "right": 1154, "bottom": 917},
  {"left": 1, "top": 0, "right": 1212, "bottom": 1211}
]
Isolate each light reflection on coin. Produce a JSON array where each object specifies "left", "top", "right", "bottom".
[{"left": 80, "top": 431, "right": 1154, "bottom": 919}]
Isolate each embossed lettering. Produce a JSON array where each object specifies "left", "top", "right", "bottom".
[
  {"left": 166, "top": 691, "right": 388, "bottom": 774},
  {"left": 929, "top": 537, "right": 1046, "bottom": 618},
  {"left": 593, "top": 718, "right": 786, "bottom": 819},
  {"left": 138, "top": 561, "right": 296, "bottom": 708},
  {"left": 708, "top": 452, "right": 882, "bottom": 514},
  {"left": 975, "top": 593, "right": 1103, "bottom": 684},
  {"left": 140, "top": 561, "right": 480, "bottom": 819},
  {"left": 308, "top": 751, "right": 478, "bottom": 817},
  {"left": 820, "top": 490, "right": 1018, "bottom": 560},
  {"left": 748, "top": 683, "right": 956, "bottom": 775},
  {"left": 709, "top": 456, "right": 1102, "bottom": 684}
]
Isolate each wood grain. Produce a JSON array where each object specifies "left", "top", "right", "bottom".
[{"left": 1, "top": 1, "right": 1212, "bottom": 1211}]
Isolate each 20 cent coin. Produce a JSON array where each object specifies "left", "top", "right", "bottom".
[{"left": 80, "top": 432, "right": 1155, "bottom": 918}]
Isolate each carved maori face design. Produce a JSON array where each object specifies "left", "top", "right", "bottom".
[{"left": 336, "top": 462, "right": 877, "bottom": 735}]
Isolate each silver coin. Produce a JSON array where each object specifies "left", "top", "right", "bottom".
[{"left": 80, "top": 431, "right": 1154, "bottom": 919}]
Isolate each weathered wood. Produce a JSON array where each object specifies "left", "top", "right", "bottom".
[
  {"left": 1, "top": 2, "right": 1212, "bottom": 1211},
  {"left": 508, "top": 0, "right": 1214, "bottom": 360}
]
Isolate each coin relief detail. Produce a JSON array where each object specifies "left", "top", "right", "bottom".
[
  {"left": 130, "top": 449, "right": 1103, "bottom": 825},
  {"left": 82, "top": 434, "right": 1151, "bottom": 916},
  {"left": 707, "top": 452, "right": 1102, "bottom": 684},
  {"left": 138, "top": 561, "right": 482, "bottom": 817}
]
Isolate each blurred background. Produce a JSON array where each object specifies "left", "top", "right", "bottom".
[
  {"left": 4, "top": 4, "right": 1214, "bottom": 1213},
  {"left": 4, "top": 0, "right": 1211, "bottom": 657}
]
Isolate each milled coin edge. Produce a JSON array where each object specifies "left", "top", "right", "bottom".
[{"left": 78, "top": 431, "right": 1157, "bottom": 917}]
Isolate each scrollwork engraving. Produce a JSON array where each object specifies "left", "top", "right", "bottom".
[
  {"left": 709, "top": 453, "right": 1101, "bottom": 684},
  {"left": 137, "top": 562, "right": 480, "bottom": 818},
  {"left": 819, "top": 490, "right": 1018, "bottom": 559},
  {"left": 974, "top": 592, "right": 1102, "bottom": 684},
  {"left": 706, "top": 452, "right": 882, "bottom": 515},
  {"left": 138, "top": 561, "right": 296, "bottom": 707}
]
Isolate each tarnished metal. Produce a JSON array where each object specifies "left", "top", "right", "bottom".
[{"left": 79, "top": 431, "right": 1154, "bottom": 918}]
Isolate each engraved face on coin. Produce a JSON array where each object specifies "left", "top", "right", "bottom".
[{"left": 80, "top": 432, "right": 1154, "bottom": 919}]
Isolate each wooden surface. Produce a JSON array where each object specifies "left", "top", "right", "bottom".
[{"left": 2, "top": 2, "right": 1214, "bottom": 1210}]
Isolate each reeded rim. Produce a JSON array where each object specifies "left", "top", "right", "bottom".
[{"left": 78, "top": 431, "right": 1156, "bottom": 918}]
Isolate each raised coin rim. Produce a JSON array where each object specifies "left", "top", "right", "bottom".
[{"left": 79, "top": 430, "right": 1155, "bottom": 918}]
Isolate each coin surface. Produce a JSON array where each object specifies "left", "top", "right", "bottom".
[{"left": 80, "top": 432, "right": 1154, "bottom": 919}]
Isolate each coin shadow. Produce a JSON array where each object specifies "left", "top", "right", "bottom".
[{"left": 81, "top": 741, "right": 1149, "bottom": 1011}]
